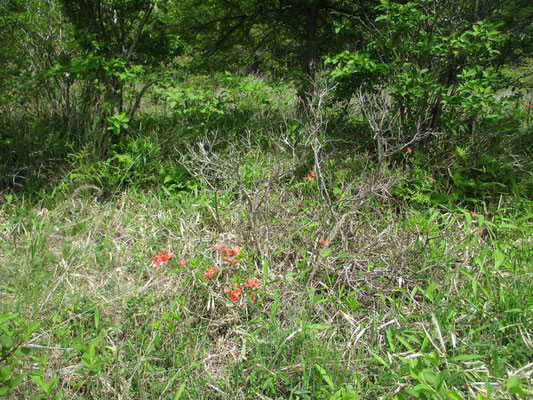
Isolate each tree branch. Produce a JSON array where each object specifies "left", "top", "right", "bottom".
[{"left": 126, "top": 3, "right": 154, "bottom": 60}]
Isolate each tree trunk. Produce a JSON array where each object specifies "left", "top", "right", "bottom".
[{"left": 298, "top": 0, "right": 322, "bottom": 113}]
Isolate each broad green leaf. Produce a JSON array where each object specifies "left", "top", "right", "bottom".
[
  {"left": 174, "top": 383, "right": 186, "bottom": 400},
  {"left": 0, "top": 335, "right": 13, "bottom": 349},
  {"left": 413, "top": 383, "right": 437, "bottom": 395},
  {"left": 493, "top": 250, "right": 505, "bottom": 269},
  {"left": 507, "top": 375, "right": 533, "bottom": 397}
]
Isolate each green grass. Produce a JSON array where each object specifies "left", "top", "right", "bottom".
[{"left": 1, "top": 137, "right": 532, "bottom": 399}]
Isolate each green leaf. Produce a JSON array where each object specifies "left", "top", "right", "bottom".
[
  {"left": 0, "top": 335, "right": 13, "bottom": 349},
  {"left": 307, "top": 324, "right": 330, "bottom": 330},
  {"left": 370, "top": 352, "right": 389, "bottom": 367},
  {"left": 412, "top": 383, "right": 437, "bottom": 395},
  {"left": 493, "top": 250, "right": 505, "bottom": 269},
  {"left": 452, "top": 354, "right": 482, "bottom": 362},
  {"left": 507, "top": 376, "right": 533, "bottom": 397},
  {"left": 31, "top": 375, "right": 48, "bottom": 393},
  {"left": 0, "top": 314, "right": 18, "bottom": 326},
  {"left": 174, "top": 383, "right": 186, "bottom": 400},
  {"left": 315, "top": 364, "right": 335, "bottom": 391},
  {"left": 22, "top": 322, "right": 41, "bottom": 340},
  {"left": 447, "top": 392, "right": 465, "bottom": 400}
]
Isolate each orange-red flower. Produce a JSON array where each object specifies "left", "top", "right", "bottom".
[
  {"left": 251, "top": 293, "right": 257, "bottom": 302},
  {"left": 152, "top": 251, "right": 173, "bottom": 267},
  {"left": 319, "top": 239, "right": 328, "bottom": 246},
  {"left": 204, "top": 267, "right": 216, "bottom": 280},
  {"left": 309, "top": 171, "right": 316, "bottom": 178},
  {"left": 243, "top": 278, "right": 261, "bottom": 290},
  {"left": 305, "top": 174, "right": 313, "bottom": 181},
  {"left": 407, "top": 147, "right": 412, "bottom": 153},
  {"left": 230, "top": 246, "right": 241, "bottom": 256},
  {"left": 224, "top": 283, "right": 242, "bottom": 301},
  {"left": 178, "top": 259, "right": 185, "bottom": 268}
]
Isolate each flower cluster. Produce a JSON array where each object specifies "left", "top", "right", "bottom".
[
  {"left": 243, "top": 278, "right": 260, "bottom": 301},
  {"left": 152, "top": 243, "right": 261, "bottom": 305},
  {"left": 225, "top": 277, "right": 261, "bottom": 302},
  {"left": 305, "top": 171, "right": 316, "bottom": 182},
  {"left": 215, "top": 243, "right": 241, "bottom": 264},
  {"left": 243, "top": 278, "right": 260, "bottom": 290},
  {"left": 151, "top": 251, "right": 174, "bottom": 267},
  {"left": 224, "top": 283, "right": 242, "bottom": 301},
  {"left": 204, "top": 267, "right": 217, "bottom": 280}
]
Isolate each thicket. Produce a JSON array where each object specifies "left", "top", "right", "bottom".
[{"left": 1, "top": 0, "right": 532, "bottom": 398}]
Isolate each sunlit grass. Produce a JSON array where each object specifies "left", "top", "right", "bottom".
[{"left": 1, "top": 147, "right": 531, "bottom": 399}]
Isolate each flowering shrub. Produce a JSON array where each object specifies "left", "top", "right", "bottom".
[{"left": 150, "top": 243, "right": 262, "bottom": 306}]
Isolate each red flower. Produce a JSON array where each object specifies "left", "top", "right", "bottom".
[
  {"left": 251, "top": 293, "right": 257, "bottom": 302},
  {"left": 232, "top": 259, "right": 238, "bottom": 264},
  {"left": 223, "top": 256, "right": 231, "bottom": 262},
  {"left": 178, "top": 259, "right": 185, "bottom": 268},
  {"left": 298, "top": 202, "right": 303, "bottom": 207},
  {"left": 407, "top": 147, "right": 412, "bottom": 153},
  {"left": 230, "top": 246, "right": 241, "bottom": 256},
  {"left": 469, "top": 210, "right": 474, "bottom": 217},
  {"left": 243, "top": 278, "right": 260, "bottom": 290},
  {"left": 319, "top": 239, "right": 328, "bottom": 246},
  {"left": 152, "top": 251, "right": 173, "bottom": 267},
  {"left": 204, "top": 267, "right": 216, "bottom": 280},
  {"left": 309, "top": 171, "right": 316, "bottom": 178},
  {"left": 214, "top": 243, "right": 229, "bottom": 254},
  {"left": 224, "top": 283, "right": 242, "bottom": 301},
  {"left": 305, "top": 174, "right": 313, "bottom": 181}
]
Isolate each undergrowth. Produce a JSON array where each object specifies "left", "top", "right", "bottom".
[{"left": 1, "top": 129, "right": 532, "bottom": 399}]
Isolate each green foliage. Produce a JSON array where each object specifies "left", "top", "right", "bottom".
[
  {"left": 327, "top": 0, "right": 510, "bottom": 154},
  {"left": 507, "top": 376, "right": 533, "bottom": 398},
  {"left": 107, "top": 112, "right": 130, "bottom": 136},
  {"left": 66, "top": 130, "right": 195, "bottom": 194},
  {"left": 0, "top": 314, "right": 41, "bottom": 396},
  {"left": 161, "top": 73, "right": 293, "bottom": 137},
  {"left": 0, "top": 2, "right": 532, "bottom": 398}
]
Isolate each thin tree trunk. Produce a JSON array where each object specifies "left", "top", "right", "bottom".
[{"left": 298, "top": 0, "right": 322, "bottom": 114}]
